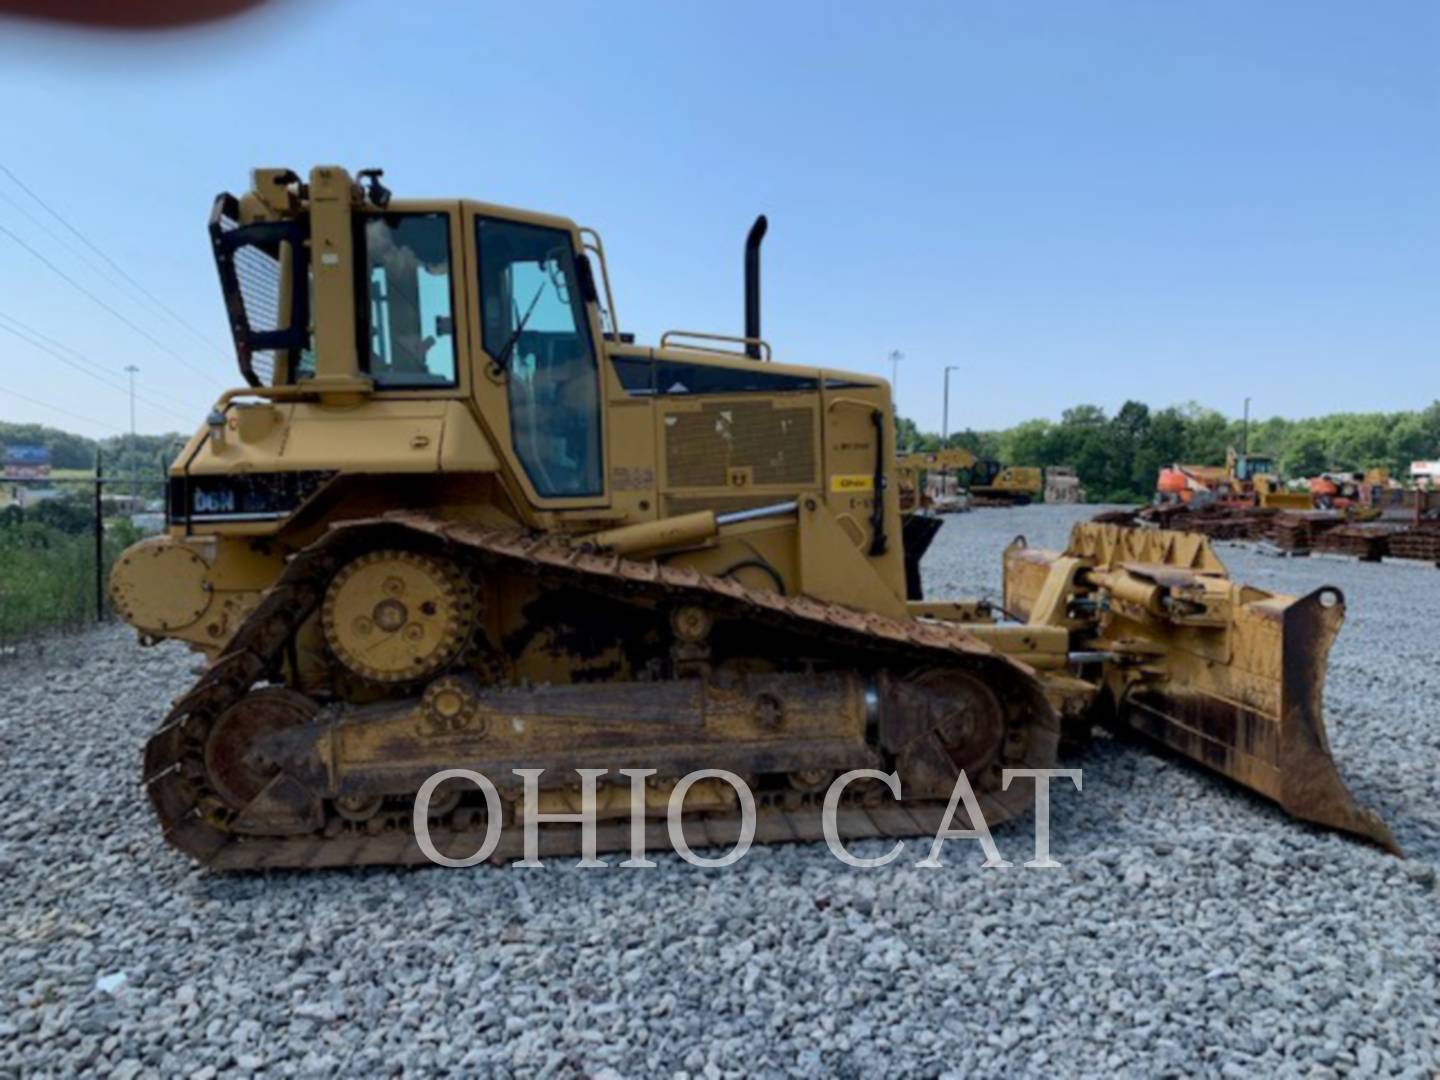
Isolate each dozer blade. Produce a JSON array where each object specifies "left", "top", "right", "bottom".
[
  {"left": 1117, "top": 585, "right": 1397, "bottom": 853},
  {"left": 1005, "top": 523, "right": 1398, "bottom": 853}
]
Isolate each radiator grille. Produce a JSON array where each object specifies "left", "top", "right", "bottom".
[{"left": 663, "top": 402, "right": 816, "bottom": 489}]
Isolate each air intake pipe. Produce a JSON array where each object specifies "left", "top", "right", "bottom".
[{"left": 744, "top": 215, "right": 767, "bottom": 360}]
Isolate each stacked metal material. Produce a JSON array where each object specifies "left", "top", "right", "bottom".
[
  {"left": 1270, "top": 513, "right": 1346, "bottom": 554},
  {"left": 1313, "top": 525, "right": 1396, "bottom": 562},
  {"left": 1388, "top": 524, "right": 1440, "bottom": 562}
]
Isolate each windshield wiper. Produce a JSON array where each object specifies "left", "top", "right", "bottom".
[{"left": 492, "top": 278, "right": 548, "bottom": 374}]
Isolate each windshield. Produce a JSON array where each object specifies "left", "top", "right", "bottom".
[{"left": 476, "top": 217, "right": 602, "bottom": 498}]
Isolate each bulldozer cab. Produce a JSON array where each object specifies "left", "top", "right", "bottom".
[
  {"left": 213, "top": 170, "right": 611, "bottom": 503},
  {"left": 1232, "top": 452, "right": 1277, "bottom": 483}
]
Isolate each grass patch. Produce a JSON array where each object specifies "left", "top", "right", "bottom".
[
  {"left": 0, "top": 501, "right": 145, "bottom": 644},
  {"left": 0, "top": 530, "right": 99, "bottom": 639}
]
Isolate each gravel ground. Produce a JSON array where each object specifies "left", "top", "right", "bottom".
[{"left": 3, "top": 504, "right": 1438, "bottom": 1077}]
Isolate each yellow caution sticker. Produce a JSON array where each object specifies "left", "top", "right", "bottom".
[{"left": 831, "top": 474, "right": 874, "bottom": 493}]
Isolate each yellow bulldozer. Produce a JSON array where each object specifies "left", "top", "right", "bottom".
[{"left": 111, "top": 166, "right": 1394, "bottom": 868}]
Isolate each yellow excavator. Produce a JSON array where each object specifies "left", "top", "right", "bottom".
[
  {"left": 897, "top": 451, "right": 1042, "bottom": 511},
  {"left": 970, "top": 461, "right": 1044, "bottom": 506},
  {"left": 109, "top": 167, "right": 1393, "bottom": 867}
]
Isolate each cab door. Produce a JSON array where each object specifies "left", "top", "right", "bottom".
[{"left": 461, "top": 206, "right": 609, "bottom": 512}]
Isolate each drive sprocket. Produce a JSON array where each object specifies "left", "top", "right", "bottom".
[{"left": 321, "top": 549, "right": 475, "bottom": 684}]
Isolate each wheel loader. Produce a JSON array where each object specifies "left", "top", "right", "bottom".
[{"left": 111, "top": 166, "right": 1396, "bottom": 868}]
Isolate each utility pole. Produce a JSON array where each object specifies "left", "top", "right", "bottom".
[
  {"left": 1242, "top": 396, "right": 1251, "bottom": 457},
  {"left": 888, "top": 349, "right": 904, "bottom": 404},
  {"left": 942, "top": 364, "right": 960, "bottom": 500},
  {"left": 94, "top": 446, "right": 104, "bottom": 621},
  {"left": 124, "top": 364, "right": 139, "bottom": 501}
]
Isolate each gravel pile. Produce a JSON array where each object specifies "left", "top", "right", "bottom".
[{"left": 3, "top": 505, "right": 1438, "bottom": 1077}]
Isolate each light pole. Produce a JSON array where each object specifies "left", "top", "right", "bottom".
[
  {"left": 886, "top": 349, "right": 906, "bottom": 450},
  {"left": 941, "top": 364, "right": 960, "bottom": 500},
  {"left": 942, "top": 365, "right": 960, "bottom": 447},
  {"left": 124, "top": 364, "right": 139, "bottom": 500}
]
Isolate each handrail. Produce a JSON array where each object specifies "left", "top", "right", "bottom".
[
  {"left": 578, "top": 227, "right": 620, "bottom": 339},
  {"left": 213, "top": 385, "right": 316, "bottom": 408},
  {"left": 659, "top": 329, "right": 772, "bottom": 362},
  {"left": 868, "top": 408, "right": 888, "bottom": 556}
]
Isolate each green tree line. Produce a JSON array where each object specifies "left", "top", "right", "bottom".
[{"left": 898, "top": 400, "right": 1440, "bottom": 504}]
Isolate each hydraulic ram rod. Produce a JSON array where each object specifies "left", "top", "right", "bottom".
[{"left": 716, "top": 500, "right": 798, "bottom": 526}]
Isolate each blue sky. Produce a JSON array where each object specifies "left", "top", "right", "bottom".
[{"left": 0, "top": 0, "right": 1435, "bottom": 438}]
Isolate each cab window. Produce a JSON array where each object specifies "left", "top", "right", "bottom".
[
  {"left": 362, "top": 213, "right": 457, "bottom": 387},
  {"left": 477, "top": 217, "right": 602, "bottom": 498}
]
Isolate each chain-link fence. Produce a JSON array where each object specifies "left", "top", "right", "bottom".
[{"left": 0, "top": 450, "right": 165, "bottom": 652}]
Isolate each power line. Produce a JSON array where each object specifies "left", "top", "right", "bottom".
[
  {"left": 0, "top": 186, "right": 225, "bottom": 376},
  {"left": 0, "top": 185, "right": 137, "bottom": 308},
  {"left": 0, "top": 309, "right": 199, "bottom": 414},
  {"left": 0, "top": 315, "right": 194, "bottom": 424},
  {"left": 0, "top": 162, "right": 230, "bottom": 357},
  {"left": 0, "top": 381, "right": 124, "bottom": 433},
  {"left": 0, "top": 312, "right": 194, "bottom": 417},
  {"left": 0, "top": 222, "right": 223, "bottom": 387}
]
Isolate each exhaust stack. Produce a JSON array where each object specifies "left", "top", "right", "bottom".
[{"left": 744, "top": 215, "right": 767, "bottom": 359}]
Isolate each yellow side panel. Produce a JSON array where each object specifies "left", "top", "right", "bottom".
[
  {"left": 187, "top": 401, "right": 481, "bottom": 476},
  {"left": 798, "top": 499, "right": 905, "bottom": 618},
  {"left": 277, "top": 403, "right": 445, "bottom": 473}
]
